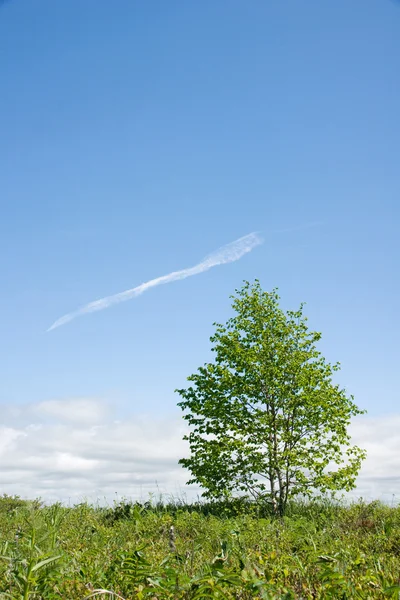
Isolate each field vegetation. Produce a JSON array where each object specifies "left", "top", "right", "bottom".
[{"left": 0, "top": 494, "right": 399, "bottom": 599}]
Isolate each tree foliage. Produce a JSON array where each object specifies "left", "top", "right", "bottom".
[{"left": 177, "top": 281, "right": 366, "bottom": 514}]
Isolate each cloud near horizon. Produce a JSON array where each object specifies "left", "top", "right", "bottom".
[
  {"left": 0, "top": 398, "right": 399, "bottom": 504},
  {"left": 48, "top": 232, "right": 263, "bottom": 331}
]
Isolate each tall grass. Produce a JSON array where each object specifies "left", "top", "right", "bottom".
[{"left": 0, "top": 494, "right": 399, "bottom": 599}]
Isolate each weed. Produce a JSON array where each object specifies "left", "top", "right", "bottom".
[{"left": 0, "top": 496, "right": 399, "bottom": 598}]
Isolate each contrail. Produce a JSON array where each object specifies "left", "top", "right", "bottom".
[{"left": 47, "top": 232, "right": 263, "bottom": 331}]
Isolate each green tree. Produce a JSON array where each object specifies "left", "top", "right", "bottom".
[{"left": 177, "top": 281, "right": 366, "bottom": 515}]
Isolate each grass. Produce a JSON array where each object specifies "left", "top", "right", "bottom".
[{"left": 0, "top": 494, "right": 399, "bottom": 599}]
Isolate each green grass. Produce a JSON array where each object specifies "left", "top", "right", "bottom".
[{"left": 0, "top": 494, "right": 399, "bottom": 599}]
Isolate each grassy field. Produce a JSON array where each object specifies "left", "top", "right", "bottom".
[{"left": 0, "top": 495, "right": 399, "bottom": 599}]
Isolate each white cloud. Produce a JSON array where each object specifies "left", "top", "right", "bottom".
[
  {"left": 34, "top": 398, "right": 109, "bottom": 425},
  {"left": 0, "top": 426, "right": 26, "bottom": 455},
  {"left": 0, "top": 400, "right": 398, "bottom": 504},
  {"left": 349, "top": 414, "right": 400, "bottom": 502},
  {"left": 0, "top": 400, "right": 193, "bottom": 503}
]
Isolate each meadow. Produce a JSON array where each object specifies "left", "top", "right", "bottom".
[{"left": 0, "top": 494, "right": 399, "bottom": 599}]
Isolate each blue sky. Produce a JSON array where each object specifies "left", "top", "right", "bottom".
[{"left": 0, "top": 0, "right": 399, "bottom": 501}]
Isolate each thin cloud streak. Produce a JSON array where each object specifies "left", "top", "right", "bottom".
[{"left": 47, "top": 232, "right": 263, "bottom": 331}]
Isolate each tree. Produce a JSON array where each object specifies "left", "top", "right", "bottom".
[{"left": 176, "top": 281, "right": 366, "bottom": 515}]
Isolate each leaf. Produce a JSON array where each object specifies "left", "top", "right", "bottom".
[
  {"left": 31, "top": 554, "right": 62, "bottom": 572},
  {"left": 383, "top": 585, "right": 400, "bottom": 595},
  {"left": 317, "top": 555, "right": 337, "bottom": 563}
]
